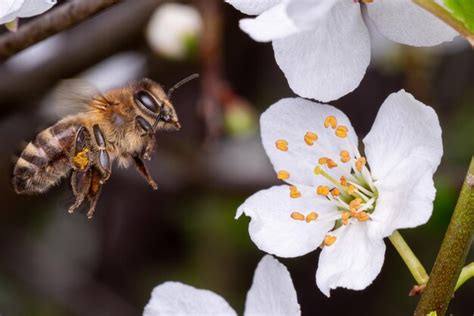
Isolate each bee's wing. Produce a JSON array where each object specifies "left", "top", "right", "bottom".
[{"left": 51, "top": 79, "right": 106, "bottom": 117}]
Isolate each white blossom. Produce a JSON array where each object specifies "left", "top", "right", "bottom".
[
  {"left": 0, "top": 0, "right": 56, "bottom": 25},
  {"left": 225, "top": 0, "right": 457, "bottom": 102},
  {"left": 143, "top": 255, "right": 301, "bottom": 316},
  {"left": 237, "top": 90, "right": 443, "bottom": 296}
]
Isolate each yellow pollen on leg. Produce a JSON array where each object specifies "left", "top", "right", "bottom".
[
  {"left": 317, "top": 185, "right": 330, "bottom": 196},
  {"left": 275, "top": 139, "right": 288, "bottom": 152},
  {"left": 324, "top": 235, "right": 337, "bottom": 246},
  {"left": 356, "top": 211, "right": 370, "bottom": 222},
  {"left": 277, "top": 170, "right": 290, "bottom": 180},
  {"left": 305, "top": 211, "right": 318, "bottom": 223},
  {"left": 290, "top": 211, "right": 305, "bottom": 221},
  {"left": 356, "top": 157, "right": 367, "bottom": 172},
  {"left": 324, "top": 116, "right": 337, "bottom": 129},
  {"left": 73, "top": 148, "right": 90, "bottom": 170},
  {"left": 330, "top": 188, "right": 340, "bottom": 197},
  {"left": 335, "top": 125, "right": 349, "bottom": 138},
  {"left": 340, "top": 150, "right": 351, "bottom": 163},
  {"left": 289, "top": 186, "right": 301, "bottom": 198},
  {"left": 304, "top": 132, "right": 318, "bottom": 145},
  {"left": 340, "top": 176, "right": 347, "bottom": 187}
]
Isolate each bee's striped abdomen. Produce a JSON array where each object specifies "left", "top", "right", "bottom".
[{"left": 13, "top": 121, "right": 78, "bottom": 194}]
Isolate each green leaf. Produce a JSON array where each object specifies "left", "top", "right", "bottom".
[
  {"left": 426, "top": 312, "right": 437, "bottom": 316},
  {"left": 444, "top": 0, "right": 474, "bottom": 32}
]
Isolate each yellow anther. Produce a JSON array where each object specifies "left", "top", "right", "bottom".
[
  {"left": 304, "top": 132, "right": 318, "bottom": 145},
  {"left": 340, "top": 150, "right": 351, "bottom": 163},
  {"left": 356, "top": 211, "right": 370, "bottom": 222},
  {"left": 324, "top": 116, "right": 337, "bottom": 129},
  {"left": 275, "top": 139, "right": 288, "bottom": 152},
  {"left": 356, "top": 157, "right": 367, "bottom": 172},
  {"left": 340, "top": 176, "right": 347, "bottom": 187},
  {"left": 277, "top": 170, "right": 290, "bottom": 180},
  {"left": 335, "top": 125, "right": 349, "bottom": 138},
  {"left": 318, "top": 157, "right": 329, "bottom": 165},
  {"left": 327, "top": 159, "right": 337, "bottom": 169},
  {"left": 341, "top": 212, "right": 350, "bottom": 225},
  {"left": 314, "top": 166, "right": 323, "bottom": 175},
  {"left": 73, "top": 148, "right": 90, "bottom": 170},
  {"left": 348, "top": 185, "right": 357, "bottom": 195},
  {"left": 317, "top": 185, "right": 330, "bottom": 196},
  {"left": 305, "top": 211, "right": 318, "bottom": 223},
  {"left": 330, "top": 188, "right": 340, "bottom": 197},
  {"left": 289, "top": 186, "right": 301, "bottom": 198},
  {"left": 350, "top": 208, "right": 357, "bottom": 216},
  {"left": 323, "top": 235, "right": 337, "bottom": 246},
  {"left": 290, "top": 211, "right": 305, "bottom": 221},
  {"left": 349, "top": 198, "right": 362, "bottom": 210}
]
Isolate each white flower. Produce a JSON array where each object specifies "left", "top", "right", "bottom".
[
  {"left": 237, "top": 90, "right": 442, "bottom": 296},
  {"left": 143, "top": 255, "right": 301, "bottom": 316},
  {"left": 225, "top": 0, "right": 457, "bottom": 102},
  {"left": 0, "top": 0, "right": 56, "bottom": 24},
  {"left": 146, "top": 3, "right": 203, "bottom": 60}
]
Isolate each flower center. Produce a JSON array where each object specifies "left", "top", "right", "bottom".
[{"left": 275, "top": 115, "right": 379, "bottom": 246}]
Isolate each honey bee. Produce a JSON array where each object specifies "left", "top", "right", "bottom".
[{"left": 12, "top": 74, "right": 198, "bottom": 219}]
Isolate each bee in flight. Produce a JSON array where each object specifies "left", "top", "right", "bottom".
[{"left": 12, "top": 74, "right": 198, "bottom": 219}]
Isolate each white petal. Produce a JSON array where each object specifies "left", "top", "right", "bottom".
[
  {"left": 225, "top": 0, "right": 281, "bottom": 15},
  {"left": 239, "top": 3, "right": 300, "bottom": 42},
  {"left": 368, "top": 159, "right": 436, "bottom": 239},
  {"left": 316, "top": 222, "right": 386, "bottom": 297},
  {"left": 286, "top": 0, "right": 338, "bottom": 29},
  {"left": 16, "top": 0, "right": 56, "bottom": 18},
  {"left": 366, "top": 0, "right": 457, "bottom": 47},
  {"left": 261, "top": 98, "right": 359, "bottom": 187},
  {"left": 0, "top": 0, "right": 23, "bottom": 24},
  {"left": 363, "top": 90, "right": 443, "bottom": 181},
  {"left": 143, "top": 282, "right": 237, "bottom": 316},
  {"left": 244, "top": 255, "right": 300, "bottom": 316},
  {"left": 273, "top": 1, "right": 370, "bottom": 102},
  {"left": 237, "top": 185, "right": 339, "bottom": 258}
]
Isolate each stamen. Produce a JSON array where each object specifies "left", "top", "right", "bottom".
[
  {"left": 348, "top": 185, "right": 357, "bottom": 195},
  {"left": 340, "top": 150, "right": 351, "bottom": 163},
  {"left": 349, "top": 197, "right": 362, "bottom": 210},
  {"left": 340, "top": 176, "right": 347, "bottom": 187},
  {"left": 290, "top": 212, "right": 305, "bottom": 221},
  {"left": 323, "top": 235, "right": 337, "bottom": 246},
  {"left": 304, "top": 132, "right": 318, "bottom": 146},
  {"left": 277, "top": 170, "right": 290, "bottom": 180},
  {"left": 341, "top": 212, "right": 350, "bottom": 225},
  {"left": 305, "top": 211, "right": 318, "bottom": 223},
  {"left": 318, "top": 157, "right": 329, "bottom": 165},
  {"left": 289, "top": 186, "right": 301, "bottom": 198},
  {"left": 356, "top": 211, "right": 370, "bottom": 222},
  {"left": 330, "top": 188, "right": 340, "bottom": 197},
  {"left": 317, "top": 185, "right": 330, "bottom": 196},
  {"left": 315, "top": 166, "right": 351, "bottom": 198},
  {"left": 347, "top": 180, "right": 374, "bottom": 197},
  {"left": 275, "top": 139, "right": 288, "bottom": 152},
  {"left": 327, "top": 159, "right": 338, "bottom": 169},
  {"left": 355, "top": 157, "right": 366, "bottom": 172},
  {"left": 335, "top": 126, "right": 348, "bottom": 138},
  {"left": 324, "top": 116, "right": 337, "bottom": 129}
]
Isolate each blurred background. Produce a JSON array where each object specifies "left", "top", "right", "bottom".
[{"left": 0, "top": 0, "right": 472, "bottom": 315}]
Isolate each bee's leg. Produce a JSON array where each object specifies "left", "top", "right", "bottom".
[
  {"left": 71, "top": 126, "right": 92, "bottom": 171},
  {"left": 132, "top": 155, "right": 158, "bottom": 190},
  {"left": 136, "top": 115, "right": 156, "bottom": 160},
  {"left": 92, "top": 124, "right": 111, "bottom": 181},
  {"left": 68, "top": 169, "right": 92, "bottom": 214},
  {"left": 85, "top": 168, "right": 103, "bottom": 219}
]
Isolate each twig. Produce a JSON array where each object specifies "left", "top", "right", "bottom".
[
  {"left": 0, "top": 0, "right": 120, "bottom": 61},
  {"left": 415, "top": 157, "right": 474, "bottom": 316},
  {"left": 413, "top": 0, "right": 474, "bottom": 46}
]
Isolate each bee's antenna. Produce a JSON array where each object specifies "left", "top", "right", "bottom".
[{"left": 167, "top": 73, "right": 199, "bottom": 100}]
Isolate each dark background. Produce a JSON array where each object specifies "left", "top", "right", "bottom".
[{"left": 0, "top": 1, "right": 472, "bottom": 315}]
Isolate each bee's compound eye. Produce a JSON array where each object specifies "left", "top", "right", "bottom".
[{"left": 135, "top": 90, "right": 160, "bottom": 113}]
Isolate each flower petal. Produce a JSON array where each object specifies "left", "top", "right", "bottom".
[
  {"left": 316, "top": 222, "right": 386, "bottom": 297},
  {"left": 225, "top": 0, "right": 281, "bottom": 15},
  {"left": 237, "top": 185, "right": 339, "bottom": 258},
  {"left": 143, "top": 282, "right": 237, "bottom": 316},
  {"left": 272, "top": 1, "right": 370, "bottom": 102},
  {"left": 239, "top": 3, "right": 300, "bottom": 42},
  {"left": 286, "top": 0, "right": 338, "bottom": 29},
  {"left": 366, "top": 0, "right": 457, "bottom": 47},
  {"left": 244, "top": 255, "right": 300, "bottom": 316},
  {"left": 0, "top": 0, "right": 24, "bottom": 24},
  {"left": 368, "top": 159, "right": 436, "bottom": 239},
  {"left": 363, "top": 90, "right": 443, "bottom": 181},
  {"left": 261, "top": 98, "right": 359, "bottom": 187},
  {"left": 15, "top": 0, "right": 56, "bottom": 18}
]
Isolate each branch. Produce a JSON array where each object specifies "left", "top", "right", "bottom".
[
  {"left": 0, "top": 0, "right": 120, "bottom": 61},
  {"left": 415, "top": 157, "right": 474, "bottom": 316},
  {"left": 413, "top": 0, "right": 474, "bottom": 46}
]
